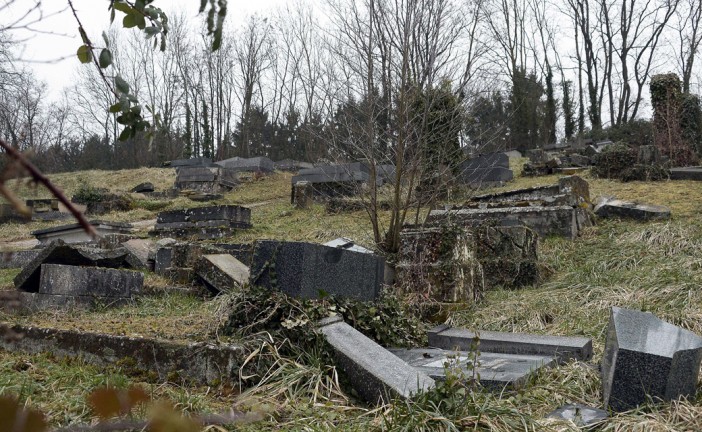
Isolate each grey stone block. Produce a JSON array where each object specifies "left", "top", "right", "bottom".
[
  {"left": 594, "top": 199, "right": 671, "bottom": 221},
  {"left": 547, "top": 404, "right": 608, "bottom": 427},
  {"left": 18, "top": 292, "right": 134, "bottom": 311},
  {"left": 39, "top": 264, "right": 143, "bottom": 298},
  {"left": 602, "top": 307, "right": 702, "bottom": 412},
  {"left": 275, "top": 159, "right": 314, "bottom": 172},
  {"left": 462, "top": 153, "right": 510, "bottom": 170},
  {"left": 250, "top": 240, "right": 384, "bottom": 301},
  {"left": 428, "top": 325, "right": 593, "bottom": 364},
  {"left": 0, "top": 250, "right": 41, "bottom": 269},
  {"left": 388, "top": 347, "right": 555, "bottom": 390},
  {"left": 458, "top": 167, "right": 514, "bottom": 186},
  {"left": 14, "top": 240, "right": 131, "bottom": 292},
  {"left": 154, "top": 247, "right": 173, "bottom": 275},
  {"left": 169, "top": 157, "right": 213, "bottom": 167},
  {"left": 31, "top": 220, "right": 133, "bottom": 246},
  {"left": 122, "top": 239, "right": 154, "bottom": 270},
  {"left": 318, "top": 316, "right": 435, "bottom": 403},
  {"left": 670, "top": 166, "right": 702, "bottom": 181},
  {"left": 196, "top": 254, "right": 249, "bottom": 295},
  {"left": 216, "top": 156, "right": 275, "bottom": 173}
]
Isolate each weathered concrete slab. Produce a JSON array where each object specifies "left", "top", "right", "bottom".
[
  {"left": 32, "top": 220, "right": 133, "bottom": 245},
  {"left": 0, "top": 250, "right": 41, "bottom": 269},
  {"left": 602, "top": 307, "right": 702, "bottom": 412},
  {"left": 39, "top": 264, "right": 143, "bottom": 297},
  {"left": 388, "top": 347, "right": 554, "bottom": 390},
  {"left": 14, "top": 240, "right": 131, "bottom": 292},
  {"left": 547, "top": 404, "right": 608, "bottom": 427},
  {"left": 670, "top": 166, "right": 702, "bottom": 181},
  {"left": 594, "top": 199, "right": 671, "bottom": 221},
  {"left": 196, "top": 254, "right": 249, "bottom": 295},
  {"left": 318, "top": 316, "right": 435, "bottom": 403},
  {"left": 428, "top": 325, "right": 593, "bottom": 364},
  {"left": 0, "top": 323, "right": 244, "bottom": 386},
  {"left": 250, "top": 240, "right": 385, "bottom": 301}
]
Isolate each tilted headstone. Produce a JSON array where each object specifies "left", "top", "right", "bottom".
[
  {"left": 250, "top": 240, "right": 384, "bottom": 301},
  {"left": 428, "top": 325, "right": 593, "bottom": 364},
  {"left": 196, "top": 254, "right": 249, "bottom": 295},
  {"left": 602, "top": 307, "right": 702, "bottom": 412},
  {"left": 388, "top": 347, "right": 554, "bottom": 390},
  {"left": 318, "top": 316, "right": 435, "bottom": 404}
]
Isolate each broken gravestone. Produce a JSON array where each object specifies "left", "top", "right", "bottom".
[
  {"left": 388, "top": 348, "right": 554, "bottom": 390},
  {"left": 318, "top": 316, "right": 435, "bottom": 403},
  {"left": 13, "top": 240, "right": 132, "bottom": 292},
  {"left": 291, "top": 163, "right": 371, "bottom": 200},
  {"left": 292, "top": 181, "right": 314, "bottom": 209},
  {"left": 20, "top": 264, "right": 143, "bottom": 310},
  {"left": 428, "top": 325, "right": 593, "bottom": 364},
  {"left": 594, "top": 198, "right": 671, "bottom": 221},
  {"left": 602, "top": 307, "right": 702, "bottom": 412},
  {"left": 250, "top": 240, "right": 385, "bottom": 301},
  {"left": 195, "top": 254, "right": 249, "bottom": 295}
]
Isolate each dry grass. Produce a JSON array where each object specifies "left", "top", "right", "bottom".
[{"left": 2, "top": 164, "right": 702, "bottom": 429}]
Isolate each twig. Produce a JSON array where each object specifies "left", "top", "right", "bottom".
[{"left": 0, "top": 137, "right": 98, "bottom": 239}]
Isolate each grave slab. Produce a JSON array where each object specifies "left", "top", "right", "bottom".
[
  {"left": 546, "top": 404, "right": 608, "bottom": 427},
  {"left": 318, "top": 316, "right": 435, "bottom": 403},
  {"left": 388, "top": 347, "right": 555, "bottom": 390},
  {"left": 196, "top": 254, "right": 249, "bottom": 295},
  {"left": 250, "top": 240, "right": 384, "bottom": 301},
  {"left": 0, "top": 250, "right": 41, "bottom": 269},
  {"left": 31, "top": 220, "right": 133, "bottom": 245},
  {"left": 216, "top": 156, "right": 275, "bottom": 173},
  {"left": 14, "top": 240, "right": 131, "bottom": 292},
  {"left": 428, "top": 325, "right": 593, "bottom": 364},
  {"left": 131, "top": 182, "right": 155, "bottom": 193},
  {"left": 594, "top": 199, "right": 671, "bottom": 221},
  {"left": 602, "top": 307, "right": 702, "bottom": 412},
  {"left": 670, "top": 166, "right": 702, "bottom": 181},
  {"left": 39, "top": 264, "right": 143, "bottom": 298},
  {"left": 169, "top": 157, "right": 213, "bottom": 168}
]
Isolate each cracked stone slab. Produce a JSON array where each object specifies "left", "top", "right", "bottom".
[
  {"left": 318, "top": 316, "right": 435, "bottom": 404},
  {"left": 594, "top": 199, "right": 670, "bottom": 221},
  {"left": 196, "top": 254, "right": 249, "bottom": 295}
]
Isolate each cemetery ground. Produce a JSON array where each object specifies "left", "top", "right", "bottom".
[{"left": 0, "top": 160, "right": 702, "bottom": 430}]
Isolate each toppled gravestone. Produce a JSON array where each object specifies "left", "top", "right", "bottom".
[
  {"left": 388, "top": 347, "right": 554, "bottom": 390},
  {"left": 428, "top": 324, "right": 593, "bottom": 364},
  {"left": 602, "top": 307, "right": 702, "bottom": 412},
  {"left": 121, "top": 238, "right": 155, "bottom": 270},
  {"left": 250, "top": 240, "right": 385, "bottom": 301},
  {"left": 14, "top": 240, "right": 133, "bottom": 292},
  {"left": 396, "top": 223, "right": 538, "bottom": 302},
  {"left": 546, "top": 404, "right": 608, "bottom": 427},
  {"left": 291, "top": 181, "right": 313, "bottom": 209},
  {"left": 154, "top": 241, "right": 253, "bottom": 286},
  {"left": 32, "top": 220, "right": 133, "bottom": 246},
  {"left": 457, "top": 153, "right": 513, "bottom": 187},
  {"left": 291, "top": 163, "right": 371, "bottom": 200},
  {"left": 131, "top": 182, "right": 155, "bottom": 193},
  {"left": 670, "top": 166, "right": 702, "bottom": 181},
  {"left": 427, "top": 175, "right": 594, "bottom": 239},
  {"left": 150, "top": 205, "right": 251, "bottom": 239},
  {"left": 196, "top": 254, "right": 249, "bottom": 295},
  {"left": 594, "top": 198, "right": 671, "bottom": 221},
  {"left": 318, "top": 316, "right": 435, "bottom": 403},
  {"left": 20, "top": 264, "right": 144, "bottom": 310}
]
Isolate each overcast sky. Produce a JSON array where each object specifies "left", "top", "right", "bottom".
[{"left": 4, "top": 0, "right": 286, "bottom": 100}]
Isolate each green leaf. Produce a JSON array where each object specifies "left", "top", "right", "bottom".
[
  {"left": 135, "top": 0, "right": 145, "bottom": 11},
  {"left": 134, "top": 13, "right": 147, "bottom": 30},
  {"left": 123, "top": 13, "right": 137, "bottom": 28},
  {"left": 114, "top": 75, "right": 130, "bottom": 94},
  {"left": 99, "top": 48, "right": 113, "bottom": 68},
  {"left": 76, "top": 45, "right": 92, "bottom": 64},
  {"left": 112, "top": 1, "right": 133, "bottom": 14},
  {"left": 108, "top": 102, "right": 122, "bottom": 113},
  {"left": 119, "top": 126, "right": 133, "bottom": 141},
  {"left": 102, "top": 31, "right": 110, "bottom": 47}
]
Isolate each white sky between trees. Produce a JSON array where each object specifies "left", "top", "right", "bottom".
[{"left": 3, "top": 0, "right": 286, "bottom": 101}]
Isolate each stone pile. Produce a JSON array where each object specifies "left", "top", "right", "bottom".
[{"left": 150, "top": 205, "right": 251, "bottom": 239}]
